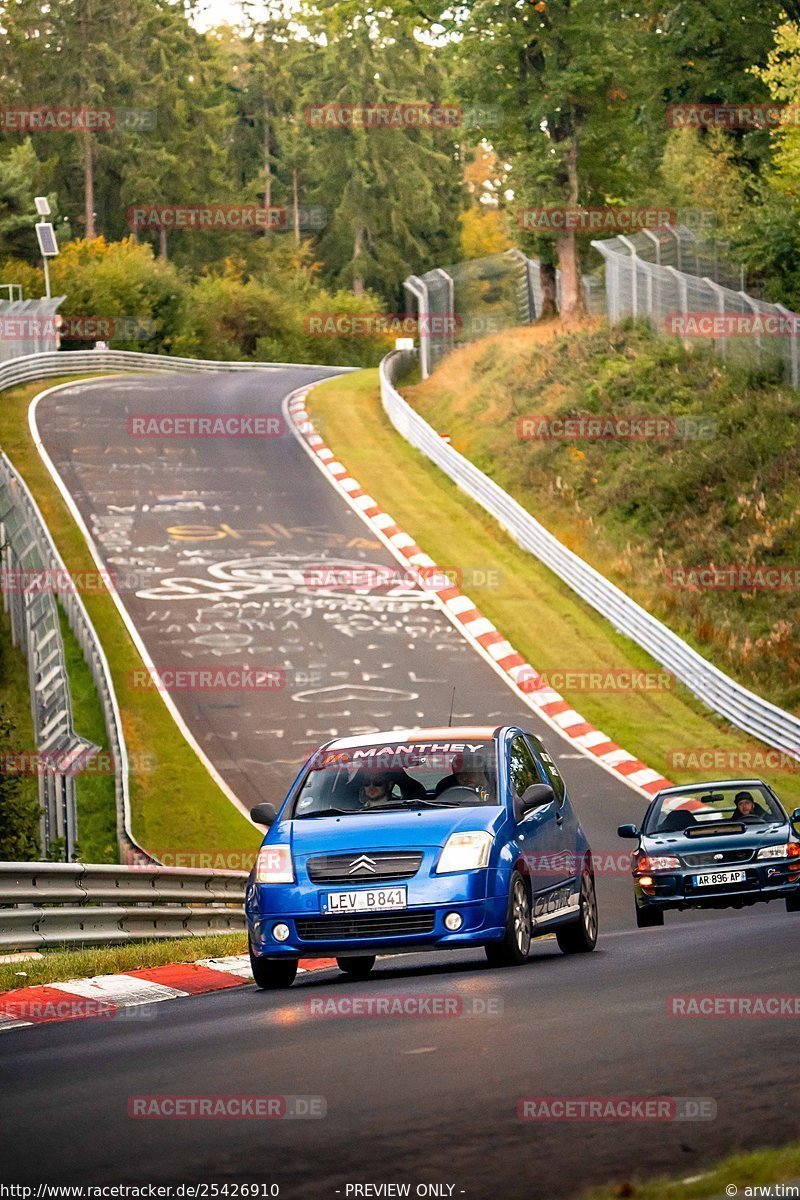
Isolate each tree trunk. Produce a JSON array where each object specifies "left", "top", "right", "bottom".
[
  {"left": 263, "top": 101, "right": 272, "bottom": 236},
  {"left": 159, "top": 227, "right": 168, "bottom": 260},
  {"left": 539, "top": 261, "right": 558, "bottom": 318},
  {"left": 291, "top": 167, "right": 300, "bottom": 243},
  {"left": 83, "top": 134, "right": 96, "bottom": 239},
  {"left": 555, "top": 138, "right": 585, "bottom": 319},
  {"left": 353, "top": 224, "right": 364, "bottom": 296}
]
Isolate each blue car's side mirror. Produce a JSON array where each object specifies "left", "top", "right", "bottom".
[
  {"left": 617, "top": 823, "right": 639, "bottom": 839},
  {"left": 791, "top": 808, "right": 800, "bottom": 824},
  {"left": 251, "top": 802, "right": 278, "bottom": 827}
]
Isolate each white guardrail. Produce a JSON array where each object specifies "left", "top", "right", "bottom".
[
  {"left": 0, "top": 349, "right": 356, "bottom": 866},
  {"left": 0, "top": 861, "right": 247, "bottom": 950},
  {"left": 380, "top": 350, "right": 800, "bottom": 760}
]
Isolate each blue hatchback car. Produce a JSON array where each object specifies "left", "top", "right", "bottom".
[
  {"left": 245, "top": 725, "right": 598, "bottom": 987},
  {"left": 618, "top": 778, "right": 800, "bottom": 927}
]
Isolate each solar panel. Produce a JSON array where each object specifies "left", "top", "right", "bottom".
[{"left": 35, "top": 222, "right": 59, "bottom": 257}]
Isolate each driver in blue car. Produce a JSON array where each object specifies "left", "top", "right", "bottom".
[{"left": 435, "top": 751, "right": 492, "bottom": 802}]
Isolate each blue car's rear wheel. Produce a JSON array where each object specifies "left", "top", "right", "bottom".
[
  {"left": 556, "top": 871, "right": 598, "bottom": 954},
  {"left": 250, "top": 948, "right": 298, "bottom": 990},
  {"left": 337, "top": 955, "right": 376, "bottom": 979},
  {"left": 485, "top": 871, "right": 531, "bottom": 967}
]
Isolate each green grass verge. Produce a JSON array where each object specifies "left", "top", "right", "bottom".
[
  {"left": 578, "top": 1144, "right": 800, "bottom": 1200},
  {"left": 307, "top": 370, "right": 800, "bottom": 809},
  {"left": 0, "top": 378, "right": 258, "bottom": 859},
  {"left": 0, "top": 932, "right": 248, "bottom": 993},
  {"left": 0, "top": 604, "right": 41, "bottom": 857},
  {"left": 57, "top": 604, "right": 117, "bottom": 863},
  {"left": 405, "top": 321, "right": 800, "bottom": 715}
]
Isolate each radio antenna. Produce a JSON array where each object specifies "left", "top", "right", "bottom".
[{"left": 447, "top": 686, "right": 456, "bottom": 726}]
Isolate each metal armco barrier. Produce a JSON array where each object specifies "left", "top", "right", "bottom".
[
  {"left": 0, "top": 349, "right": 356, "bottom": 865},
  {"left": 380, "top": 350, "right": 800, "bottom": 760},
  {"left": 0, "top": 861, "right": 247, "bottom": 950},
  {"left": 0, "top": 458, "right": 100, "bottom": 860}
]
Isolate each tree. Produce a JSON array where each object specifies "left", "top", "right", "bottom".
[{"left": 300, "top": 4, "right": 462, "bottom": 302}]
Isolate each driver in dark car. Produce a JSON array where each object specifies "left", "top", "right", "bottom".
[
  {"left": 434, "top": 751, "right": 492, "bottom": 802},
  {"left": 733, "top": 790, "right": 766, "bottom": 822}
]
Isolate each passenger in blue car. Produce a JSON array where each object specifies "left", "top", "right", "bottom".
[{"left": 356, "top": 771, "right": 398, "bottom": 809}]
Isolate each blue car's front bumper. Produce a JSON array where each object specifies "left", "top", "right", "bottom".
[{"left": 246, "top": 868, "right": 509, "bottom": 958}]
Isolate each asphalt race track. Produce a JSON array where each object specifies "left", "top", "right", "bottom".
[{"left": 3, "top": 369, "right": 798, "bottom": 1195}]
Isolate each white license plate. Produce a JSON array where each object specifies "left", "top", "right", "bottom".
[
  {"left": 693, "top": 870, "right": 746, "bottom": 887},
  {"left": 322, "top": 887, "right": 407, "bottom": 913}
]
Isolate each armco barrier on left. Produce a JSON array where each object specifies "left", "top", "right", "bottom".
[{"left": 0, "top": 861, "right": 248, "bottom": 952}]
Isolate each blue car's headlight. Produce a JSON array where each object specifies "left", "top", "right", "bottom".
[
  {"left": 435, "top": 831, "right": 492, "bottom": 874},
  {"left": 254, "top": 845, "right": 295, "bottom": 883}
]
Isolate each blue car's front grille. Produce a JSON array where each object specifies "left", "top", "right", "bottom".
[
  {"left": 306, "top": 851, "right": 423, "bottom": 884},
  {"left": 295, "top": 910, "right": 436, "bottom": 941}
]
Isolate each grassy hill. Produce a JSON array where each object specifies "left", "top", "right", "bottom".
[{"left": 402, "top": 319, "right": 800, "bottom": 716}]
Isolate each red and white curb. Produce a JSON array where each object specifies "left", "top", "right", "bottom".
[
  {"left": 285, "top": 386, "right": 673, "bottom": 800},
  {"left": 0, "top": 955, "right": 340, "bottom": 1032}
]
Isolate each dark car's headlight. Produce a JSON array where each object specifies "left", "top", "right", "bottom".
[
  {"left": 636, "top": 853, "right": 680, "bottom": 871},
  {"left": 435, "top": 831, "right": 492, "bottom": 874},
  {"left": 757, "top": 843, "right": 800, "bottom": 861}
]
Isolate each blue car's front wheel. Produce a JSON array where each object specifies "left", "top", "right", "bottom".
[
  {"left": 250, "top": 949, "right": 298, "bottom": 990},
  {"left": 485, "top": 871, "right": 531, "bottom": 967},
  {"left": 337, "top": 955, "right": 376, "bottom": 980}
]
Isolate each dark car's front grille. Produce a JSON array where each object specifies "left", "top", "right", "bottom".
[
  {"left": 682, "top": 848, "right": 754, "bottom": 868},
  {"left": 295, "top": 910, "right": 436, "bottom": 941},
  {"left": 306, "top": 851, "right": 424, "bottom": 884}
]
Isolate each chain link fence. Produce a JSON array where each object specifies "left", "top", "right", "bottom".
[
  {"left": 0, "top": 296, "right": 64, "bottom": 361},
  {"left": 592, "top": 227, "right": 797, "bottom": 386},
  {"left": 405, "top": 249, "right": 605, "bottom": 377},
  {"left": 404, "top": 225, "right": 796, "bottom": 386}
]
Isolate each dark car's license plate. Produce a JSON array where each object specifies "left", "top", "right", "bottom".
[{"left": 692, "top": 870, "right": 746, "bottom": 887}]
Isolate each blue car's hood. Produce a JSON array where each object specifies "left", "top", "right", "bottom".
[{"left": 267, "top": 806, "right": 506, "bottom": 855}]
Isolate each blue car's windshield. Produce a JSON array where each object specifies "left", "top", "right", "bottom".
[
  {"left": 646, "top": 784, "right": 785, "bottom": 835},
  {"left": 291, "top": 738, "right": 500, "bottom": 818}
]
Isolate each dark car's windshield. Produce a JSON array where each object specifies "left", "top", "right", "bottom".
[
  {"left": 291, "top": 738, "right": 500, "bottom": 818},
  {"left": 645, "top": 784, "right": 785, "bottom": 835}
]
